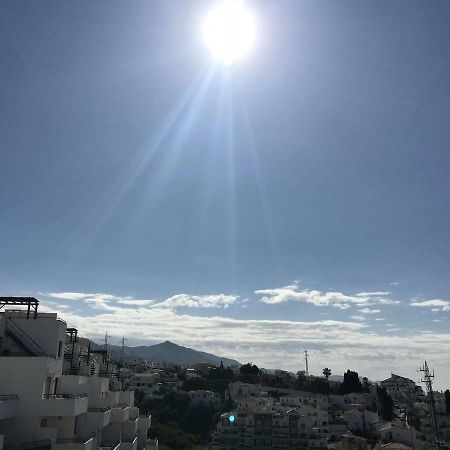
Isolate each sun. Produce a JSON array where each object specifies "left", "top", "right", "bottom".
[{"left": 202, "top": 0, "right": 256, "bottom": 65}]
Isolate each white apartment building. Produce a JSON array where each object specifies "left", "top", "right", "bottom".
[
  {"left": 124, "top": 373, "right": 160, "bottom": 399},
  {"left": 276, "top": 398, "right": 329, "bottom": 435},
  {"left": 279, "top": 395, "right": 329, "bottom": 412},
  {"left": 188, "top": 390, "right": 221, "bottom": 410},
  {"left": 373, "top": 421, "right": 421, "bottom": 450},
  {"left": 0, "top": 297, "right": 158, "bottom": 450},
  {"left": 211, "top": 409, "right": 328, "bottom": 450},
  {"left": 380, "top": 375, "right": 424, "bottom": 404},
  {"left": 343, "top": 408, "right": 379, "bottom": 434},
  {"left": 226, "top": 382, "right": 264, "bottom": 402}
]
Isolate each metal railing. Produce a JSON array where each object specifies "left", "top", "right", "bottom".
[
  {"left": 42, "top": 393, "right": 88, "bottom": 399},
  {"left": 88, "top": 406, "right": 112, "bottom": 412},
  {"left": 5, "top": 320, "right": 49, "bottom": 357},
  {"left": 56, "top": 436, "right": 94, "bottom": 444}
]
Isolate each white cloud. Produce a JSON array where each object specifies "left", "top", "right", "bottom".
[
  {"left": 333, "top": 303, "right": 351, "bottom": 310},
  {"left": 46, "top": 292, "right": 91, "bottom": 300},
  {"left": 356, "top": 292, "right": 390, "bottom": 297},
  {"left": 375, "top": 318, "right": 386, "bottom": 321},
  {"left": 34, "top": 289, "right": 450, "bottom": 389},
  {"left": 410, "top": 299, "right": 450, "bottom": 311},
  {"left": 350, "top": 315, "right": 366, "bottom": 321},
  {"left": 377, "top": 298, "right": 401, "bottom": 305},
  {"left": 116, "top": 300, "right": 155, "bottom": 306},
  {"left": 358, "top": 308, "right": 381, "bottom": 315},
  {"left": 152, "top": 294, "right": 239, "bottom": 309},
  {"left": 255, "top": 285, "right": 398, "bottom": 309},
  {"left": 255, "top": 285, "right": 367, "bottom": 308}
]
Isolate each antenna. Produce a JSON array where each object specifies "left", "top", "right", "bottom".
[
  {"left": 304, "top": 350, "right": 309, "bottom": 377},
  {"left": 420, "top": 361, "right": 441, "bottom": 450},
  {"left": 120, "top": 336, "right": 127, "bottom": 365}
]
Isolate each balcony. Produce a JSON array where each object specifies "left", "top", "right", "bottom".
[
  {"left": 129, "top": 407, "right": 139, "bottom": 420},
  {"left": 53, "top": 437, "right": 94, "bottom": 450},
  {"left": 0, "top": 394, "right": 18, "bottom": 420},
  {"left": 144, "top": 438, "right": 158, "bottom": 450},
  {"left": 86, "top": 407, "right": 112, "bottom": 429},
  {"left": 111, "top": 406, "right": 130, "bottom": 423},
  {"left": 88, "top": 389, "right": 119, "bottom": 410},
  {"left": 122, "top": 417, "right": 138, "bottom": 441},
  {"left": 40, "top": 394, "right": 88, "bottom": 416},
  {"left": 99, "top": 442, "right": 120, "bottom": 450},
  {"left": 138, "top": 414, "right": 151, "bottom": 433},
  {"left": 118, "top": 391, "right": 134, "bottom": 407},
  {"left": 121, "top": 436, "right": 138, "bottom": 450}
]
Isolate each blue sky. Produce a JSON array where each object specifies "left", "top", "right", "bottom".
[{"left": 1, "top": 1, "right": 450, "bottom": 388}]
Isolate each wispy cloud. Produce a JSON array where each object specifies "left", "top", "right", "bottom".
[
  {"left": 152, "top": 294, "right": 239, "bottom": 309},
  {"left": 356, "top": 292, "right": 390, "bottom": 297},
  {"left": 350, "top": 315, "right": 366, "bottom": 321},
  {"left": 410, "top": 299, "right": 450, "bottom": 311},
  {"left": 117, "top": 299, "right": 155, "bottom": 306},
  {"left": 45, "top": 291, "right": 239, "bottom": 310},
  {"left": 358, "top": 308, "right": 381, "bottom": 315},
  {"left": 255, "top": 285, "right": 398, "bottom": 309},
  {"left": 333, "top": 303, "right": 351, "bottom": 310}
]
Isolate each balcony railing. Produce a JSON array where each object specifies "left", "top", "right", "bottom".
[
  {"left": 88, "top": 406, "right": 111, "bottom": 412},
  {"left": 43, "top": 393, "right": 87, "bottom": 399},
  {"left": 100, "top": 441, "right": 120, "bottom": 450},
  {"left": 56, "top": 438, "right": 92, "bottom": 444}
]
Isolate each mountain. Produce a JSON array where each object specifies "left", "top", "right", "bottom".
[{"left": 107, "top": 340, "right": 240, "bottom": 368}]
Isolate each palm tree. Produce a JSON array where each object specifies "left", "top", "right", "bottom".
[{"left": 323, "top": 367, "right": 332, "bottom": 380}]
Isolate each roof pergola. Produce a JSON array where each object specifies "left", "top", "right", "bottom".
[{"left": 0, "top": 297, "right": 39, "bottom": 319}]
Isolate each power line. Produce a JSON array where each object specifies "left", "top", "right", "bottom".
[{"left": 420, "top": 361, "right": 441, "bottom": 450}]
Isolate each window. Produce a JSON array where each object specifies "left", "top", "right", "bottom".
[
  {"left": 41, "top": 418, "right": 48, "bottom": 427},
  {"left": 57, "top": 340, "right": 63, "bottom": 358}
]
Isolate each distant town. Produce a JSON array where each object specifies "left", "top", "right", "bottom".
[{"left": 0, "top": 297, "right": 449, "bottom": 450}]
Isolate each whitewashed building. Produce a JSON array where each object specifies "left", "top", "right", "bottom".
[
  {"left": 0, "top": 297, "right": 157, "bottom": 450},
  {"left": 211, "top": 409, "right": 328, "bottom": 450},
  {"left": 188, "top": 390, "right": 221, "bottom": 410}
]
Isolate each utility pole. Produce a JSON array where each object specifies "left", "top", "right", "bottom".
[
  {"left": 104, "top": 331, "right": 109, "bottom": 374},
  {"left": 120, "top": 336, "right": 127, "bottom": 365},
  {"left": 304, "top": 350, "right": 309, "bottom": 377},
  {"left": 420, "top": 361, "right": 441, "bottom": 450}
]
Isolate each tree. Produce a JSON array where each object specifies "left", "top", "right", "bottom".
[
  {"left": 134, "top": 389, "right": 145, "bottom": 407},
  {"left": 323, "top": 368, "right": 332, "bottom": 380},
  {"left": 377, "top": 387, "right": 394, "bottom": 421},
  {"left": 340, "top": 370, "right": 363, "bottom": 394},
  {"left": 297, "top": 370, "right": 307, "bottom": 382},
  {"left": 362, "top": 377, "right": 370, "bottom": 393},
  {"left": 240, "top": 362, "right": 260, "bottom": 376},
  {"left": 445, "top": 389, "right": 450, "bottom": 415}
]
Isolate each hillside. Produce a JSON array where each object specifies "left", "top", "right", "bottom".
[{"left": 107, "top": 340, "right": 240, "bottom": 367}]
